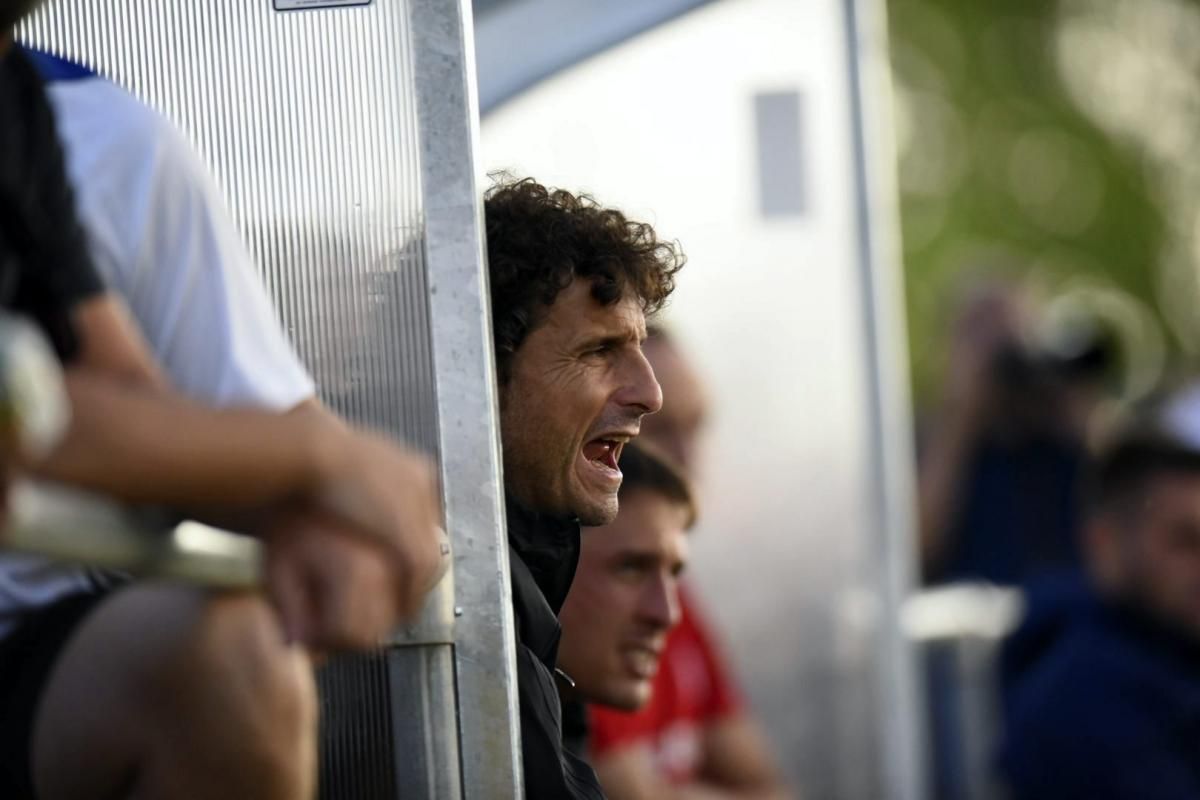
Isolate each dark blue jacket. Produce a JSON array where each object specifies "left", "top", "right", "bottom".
[
  {"left": 998, "top": 602, "right": 1200, "bottom": 799},
  {"left": 939, "top": 435, "right": 1085, "bottom": 584}
]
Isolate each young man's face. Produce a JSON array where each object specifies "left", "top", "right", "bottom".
[
  {"left": 557, "top": 489, "right": 689, "bottom": 710},
  {"left": 500, "top": 278, "right": 662, "bottom": 525},
  {"left": 1095, "top": 473, "right": 1200, "bottom": 638}
]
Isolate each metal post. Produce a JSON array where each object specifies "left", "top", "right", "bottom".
[
  {"left": 842, "top": 0, "right": 929, "bottom": 797},
  {"left": 407, "top": 0, "right": 524, "bottom": 795}
]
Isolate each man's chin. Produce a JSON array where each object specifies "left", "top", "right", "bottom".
[
  {"left": 573, "top": 493, "right": 619, "bottom": 527},
  {"left": 573, "top": 496, "right": 619, "bottom": 527},
  {"left": 597, "top": 683, "right": 650, "bottom": 713}
]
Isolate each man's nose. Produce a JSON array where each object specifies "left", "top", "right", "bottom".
[
  {"left": 617, "top": 350, "right": 663, "bottom": 416},
  {"left": 638, "top": 573, "right": 681, "bottom": 631}
]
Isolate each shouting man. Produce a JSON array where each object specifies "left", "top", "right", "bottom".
[{"left": 484, "top": 177, "right": 683, "bottom": 798}]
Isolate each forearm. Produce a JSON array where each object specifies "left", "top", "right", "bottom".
[
  {"left": 694, "top": 717, "right": 793, "bottom": 800},
  {"left": 916, "top": 408, "right": 978, "bottom": 575},
  {"left": 690, "top": 765, "right": 793, "bottom": 800},
  {"left": 597, "top": 743, "right": 794, "bottom": 800},
  {"left": 602, "top": 777, "right": 790, "bottom": 800},
  {"left": 34, "top": 368, "right": 335, "bottom": 510},
  {"left": 669, "top": 783, "right": 792, "bottom": 800}
]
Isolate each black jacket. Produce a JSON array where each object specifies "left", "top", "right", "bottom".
[
  {"left": 0, "top": 46, "right": 105, "bottom": 362},
  {"left": 506, "top": 499, "right": 605, "bottom": 799}
]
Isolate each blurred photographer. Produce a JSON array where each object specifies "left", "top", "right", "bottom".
[
  {"left": 917, "top": 281, "right": 1114, "bottom": 585},
  {"left": 998, "top": 404, "right": 1200, "bottom": 799}
]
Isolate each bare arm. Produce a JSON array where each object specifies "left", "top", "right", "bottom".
[
  {"left": 916, "top": 402, "right": 981, "bottom": 577},
  {"left": 696, "top": 716, "right": 791, "bottom": 798},
  {"left": 38, "top": 296, "right": 348, "bottom": 516},
  {"left": 915, "top": 329, "right": 999, "bottom": 577},
  {"left": 70, "top": 295, "right": 168, "bottom": 389},
  {"left": 595, "top": 746, "right": 711, "bottom": 800},
  {"left": 594, "top": 716, "right": 794, "bottom": 800},
  {"left": 917, "top": 286, "right": 1025, "bottom": 577},
  {"left": 37, "top": 367, "right": 332, "bottom": 509},
  {"left": 21, "top": 294, "right": 330, "bottom": 505},
  {"left": 23, "top": 295, "right": 446, "bottom": 632}
]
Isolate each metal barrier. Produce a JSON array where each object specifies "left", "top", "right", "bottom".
[
  {"left": 0, "top": 315, "right": 263, "bottom": 589},
  {"left": 905, "top": 583, "right": 1024, "bottom": 800},
  {"left": 3, "top": 482, "right": 262, "bottom": 589}
]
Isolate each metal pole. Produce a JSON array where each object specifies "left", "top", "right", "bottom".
[
  {"left": 407, "top": 0, "right": 524, "bottom": 796},
  {"left": 842, "top": 0, "right": 928, "bottom": 797}
]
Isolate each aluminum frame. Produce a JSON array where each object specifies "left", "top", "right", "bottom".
[
  {"left": 406, "top": 0, "right": 524, "bottom": 795},
  {"left": 843, "top": 0, "right": 928, "bottom": 797}
]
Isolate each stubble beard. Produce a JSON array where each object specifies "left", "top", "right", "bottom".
[{"left": 574, "top": 492, "right": 619, "bottom": 527}]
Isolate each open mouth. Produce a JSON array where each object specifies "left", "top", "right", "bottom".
[{"left": 582, "top": 437, "right": 625, "bottom": 473}]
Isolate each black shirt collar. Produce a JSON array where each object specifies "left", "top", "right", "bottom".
[{"left": 505, "top": 494, "right": 581, "bottom": 615}]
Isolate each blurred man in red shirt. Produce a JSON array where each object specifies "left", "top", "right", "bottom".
[{"left": 586, "top": 328, "right": 791, "bottom": 799}]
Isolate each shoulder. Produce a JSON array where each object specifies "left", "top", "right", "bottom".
[
  {"left": 999, "top": 623, "right": 1162, "bottom": 787},
  {"left": 38, "top": 56, "right": 209, "bottom": 212},
  {"left": 1012, "top": 622, "right": 1147, "bottom": 728},
  {"left": 38, "top": 61, "right": 164, "bottom": 156}
]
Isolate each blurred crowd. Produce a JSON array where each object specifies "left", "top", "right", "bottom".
[{"left": 916, "top": 276, "right": 1200, "bottom": 799}]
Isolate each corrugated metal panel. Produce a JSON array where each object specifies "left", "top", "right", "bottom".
[
  {"left": 21, "top": 0, "right": 436, "bottom": 449},
  {"left": 318, "top": 652, "right": 397, "bottom": 799}
]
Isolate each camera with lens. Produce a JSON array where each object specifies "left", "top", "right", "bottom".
[{"left": 991, "top": 317, "right": 1116, "bottom": 394}]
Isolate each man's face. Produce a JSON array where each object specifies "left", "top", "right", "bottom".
[
  {"left": 500, "top": 279, "right": 662, "bottom": 525},
  {"left": 558, "top": 489, "right": 689, "bottom": 709},
  {"left": 640, "top": 338, "right": 708, "bottom": 476},
  {"left": 1095, "top": 473, "right": 1200, "bottom": 638}
]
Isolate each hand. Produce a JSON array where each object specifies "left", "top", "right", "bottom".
[
  {"left": 308, "top": 424, "right": 448, "bottom": 618},
  {"left": 943, "top": 333, "right": 997, "bottom": 428},
  {"left": 944, "top": 286, "right": 1023, "bottom": 426},
  {"left": 262, "top": 506, "right": 445, "bottom": 651}
]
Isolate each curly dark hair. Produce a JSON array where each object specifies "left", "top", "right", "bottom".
[{"left": 484, "top": 177, "right": 684, "bottom": 383}]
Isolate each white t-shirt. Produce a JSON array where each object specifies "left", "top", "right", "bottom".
[{"left": 0, "top": 52, "right": 315, "bottom": 637}]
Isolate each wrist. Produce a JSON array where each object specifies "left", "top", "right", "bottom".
[{"left": 298, "top": 409, "right": 352, "bottom": 497}]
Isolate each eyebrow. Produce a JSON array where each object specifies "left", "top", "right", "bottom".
[
  {"left": 613, "top": 550, "right": 686, "bottom": 571},
  {"left": 576, "top": 331, "right": 642, "bottom": 352}
]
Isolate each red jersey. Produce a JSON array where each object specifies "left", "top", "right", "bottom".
[{"left": 587, "top": 583, "right": 744, "bottom": 784}]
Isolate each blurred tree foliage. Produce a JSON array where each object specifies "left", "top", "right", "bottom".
[{"left": 888, "top": 0, "right": 1178, "bottom": 403}]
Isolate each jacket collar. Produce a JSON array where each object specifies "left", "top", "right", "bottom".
[
  {"left": 1100, "top": 599, "right": 1200, "bottom": 675},
  {"left": 505, "top": 495, "right": 582, "bottom": 667},
  {"left": 505, "top": 494, "right": 581, "bottom": 615}
]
